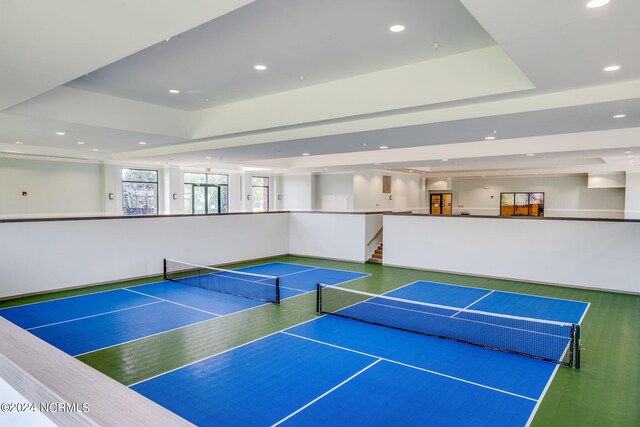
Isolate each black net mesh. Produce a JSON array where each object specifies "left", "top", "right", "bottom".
[
  {"left": 164, "top": 259, "right": 279, "bottom": 303},
  {"left": 318, "top": 285, "right": 575, "bottom": 366}
]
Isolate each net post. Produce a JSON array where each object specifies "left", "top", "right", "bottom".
[
  {"left": 275, "top": 277, "right": 281, "bottom": 304},
  {"left": 316, "top": 283, "right": 323, "bottom": 313},
  {"left": 574, "top": 324, "right": 581, "bottom": 369},
  {"left": 163, "top": 258, "right": 167, "bottom": 280}
]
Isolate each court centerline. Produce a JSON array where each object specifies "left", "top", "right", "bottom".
[
  {"left": 126, "top": 315, "right": 324, "bottom": 388},
  {"left": 327, "top": 286, "right": 574, "bottom": 327},
  {"left": 271, "top": 359, "right": 382, "bottom": 426},
  {"left": 406, "top": 279, "right": 591, "bottom": 305},
  {"left": 282, "top": 331, "right": 538, "bottom": 402},
  {"left": 358, "top": 300, "right": 570, "bottom": 340},
  {"left": 123, "top": 288, "right": 222, "bottom": 317},
  {"left": 25, "top": 301, "right": 163, "bottom": 331},
  {"left": 242, "top": 261, "right": 372, "bottom": 279},
  {"left": 451, "top": 290, "right": 495, "bottom": 317}
]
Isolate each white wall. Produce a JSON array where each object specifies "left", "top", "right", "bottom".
[
  {"left": 289, "top": 212, "right": 367, "bottom": 262},
  {"left": 282, "top": 174, "right": 314, "bottom": 210},
  {"left": 384, "top": 214, "right": 640, "bottom": 294},
  {"left": 315, "top": 174, "right": 353, "bottom": 211},
  {"left": 0, "top": 157, "right": 103, "bottom": 218},
  {"left": 353, "top": 171, "right": 420, "bottom": 211},
  {"left": 0, "top": 213, "right": 289, "bottom": 298},
  {"left": 624, "top": 172, "right": 640, "bottom": 219},
  {"left": 450, "top": 175, "right": 625, "bottom": 218}
]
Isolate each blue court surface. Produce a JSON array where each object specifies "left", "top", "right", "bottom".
[
  {"left": 131, "top": 281, "right": 588, "bottom": 426},
  {"left": 0, "top": 262, "right": 367, "bottom": 356}
]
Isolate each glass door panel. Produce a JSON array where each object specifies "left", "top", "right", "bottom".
[
  {"left": 500, "top": 193, "right": 515, "bottom": 216},
  {"left": 430, "top": 194, "right": 442, "bottom": 215},
  {"left": 193, "top": 185, "right": 206, "bottom": 214},
  {"left": 207, "top": 185, "right": 220, "bottom": 214},
  {"left": 515, "top": 193, "right": 529, "bottom": 216},
  {"left": 442, "top": 194, "right": 452, "bottom": 215}
]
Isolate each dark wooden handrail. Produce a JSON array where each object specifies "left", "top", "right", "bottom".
[{"left": 367, "top": 227, "right": 383, "bottom": 246}]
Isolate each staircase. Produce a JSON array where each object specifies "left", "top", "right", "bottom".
[{"left": 368, "top": 242, "right": 383, "bottom": 264}]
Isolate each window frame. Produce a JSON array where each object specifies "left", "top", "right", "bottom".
[
  {"left": 251, "top": 176, "right": 270, "bottom": 212},
  {"left": 122, "top": 168, "right": 159, "bottom": 216},
  {"left": 183, "top": 172, "right": 229, "bottom": 214}
]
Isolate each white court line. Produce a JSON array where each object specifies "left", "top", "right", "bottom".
[
  {"left": 282, "top": 331, "right": 537, "bottom": 402},
  {"left": 275, "top": 267, "right": 320, "bottom": 277},
  {"left": 525, "top": 364, "right": 560, "bottom": 427},
  {"left": 578, "top": 302, "right": 591, "bottom": 325},
  {"left": 408, "top": 279, "right": 591, "bottom": 305},
  {"left": 25, "top": 301, "right": 163, "bottom": 331},
  {"left": 75, "top": 295, "right": 274, "bottom": 357},
  {"left": 243, "top": 261, "right": 371, "bottom": 280},
  {"left": 0, "top": 286, "right": 154, "bottom": 310},
  {"left": 127, "top": 315, "right": 323, "bottom": 388},
  {"left": 73, "top": 316, "right": 217, "bottom": 357},
  {"left": 123, "top": 288, "right": 221, "bottom": 317},
  {"left": 271, "top": 359, "right": 382, "bottom": 426},
  {"left": 451, "top": 290, "right": 495, "bottom": 317},
  {"left": 463, "top": 290, "right": 495, "bottom": 310},
  {"left": 358, "top": 300, "right": 570, "bottom": 340}
]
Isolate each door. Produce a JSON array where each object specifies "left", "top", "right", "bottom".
[
  {"left": 430, "top": 193, "right": 452, "bottom": 215},
  {"left": 430, "top": 194, "right": 442, "bottom": 215},
  {"left": 189, "top": 184, "right": 221, "bottom": 214}
]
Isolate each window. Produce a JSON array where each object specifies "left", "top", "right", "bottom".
[
  {"left": 252, "top": 176, "right": 269, "bottom": 212},
  {"left": 122, "top": 169, "right": 158, "bottom": 215},
  {"left": 500, "top": 192, "right": 544, "bottom": 217},
  {"left": 184, "top": 173, "right": 228, "bottom": 214}
]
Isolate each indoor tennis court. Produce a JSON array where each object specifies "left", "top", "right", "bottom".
[
  {"left": 128, "top": 280, "right": 588, "bottom": 426},
  {"left": 0, "top": 261, "right": 367, "bottom": 357}
]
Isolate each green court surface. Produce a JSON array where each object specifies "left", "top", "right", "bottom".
[{"left": 1, "top": 256, "right": 637, "bottom": 426}]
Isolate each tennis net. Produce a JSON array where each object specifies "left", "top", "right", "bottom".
[
  {"left": 317, "top": 284, "right": 578, "bottom": 366},
  {"left": 164, "top": 259, "right": 280, "bottom": 303}
]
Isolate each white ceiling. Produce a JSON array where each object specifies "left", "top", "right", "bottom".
[{"left": 1, "top": 0, "right": 639, "bottom": 177}]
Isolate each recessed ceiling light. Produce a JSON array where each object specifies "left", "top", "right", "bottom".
[
  {"left": 205, "top": 156, "right": 212, "bottom": 159},
  {"left": 77, "top": 141, "right": 85, "bottom": 145},
  {"left": 302, "top": 153, "right": 310, "bottom": 156},
  {"left": 92, "top": 149, "right": 99, "bottom": 152},
  {"left": 623, "top": 150, "right": 632, "bottom": 154},
  {"left": 526, "top": 153, "right": 535, "bottom": 157},
  {"left": 56, "top": 131, "right": 66, "bottom": 136},
  {"left": 586, "top": 0, "right": 610, "bottom": 8},
  {"left": 15, "top": 141, "right": 23, "bottom": 144},
  {"left": 604, "top": 65, "right": 621, "bottom": 72},
  {"left": 254, "top": 65, "right": 267, "bottom": 71},
  {"left": 379, "top": 146, "right": 389, "bottom": 149},
  {"left": 441, "top": 159, "right": 449, "bottom": 162},
  {"left": 409, "top": 170, "right": 413, "bottom": 173},
  {"left": 205, "top": 98, "right": 210, "bottom": 102},
  {"left": 169, "top": 89, "right": 180, "bottom": 94},
  {"left": 613, "top": 114, "right": 627, "bottom": 118},
  {"left": 389, "top": 25, "right": 405, "bottom": 33},
  {"left": 139, "top": 141, "right": 147, "bottom": 145},
  {"left": 484, "top": 136, "right": 496, "bottom": 140}
]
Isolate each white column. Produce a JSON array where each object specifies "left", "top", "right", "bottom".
[
  {"left": 624, "top": 172, "right": 640, "bottom": 219},
  {"left": 102, "top": 163, "right": 122, "bottom": 216}
]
